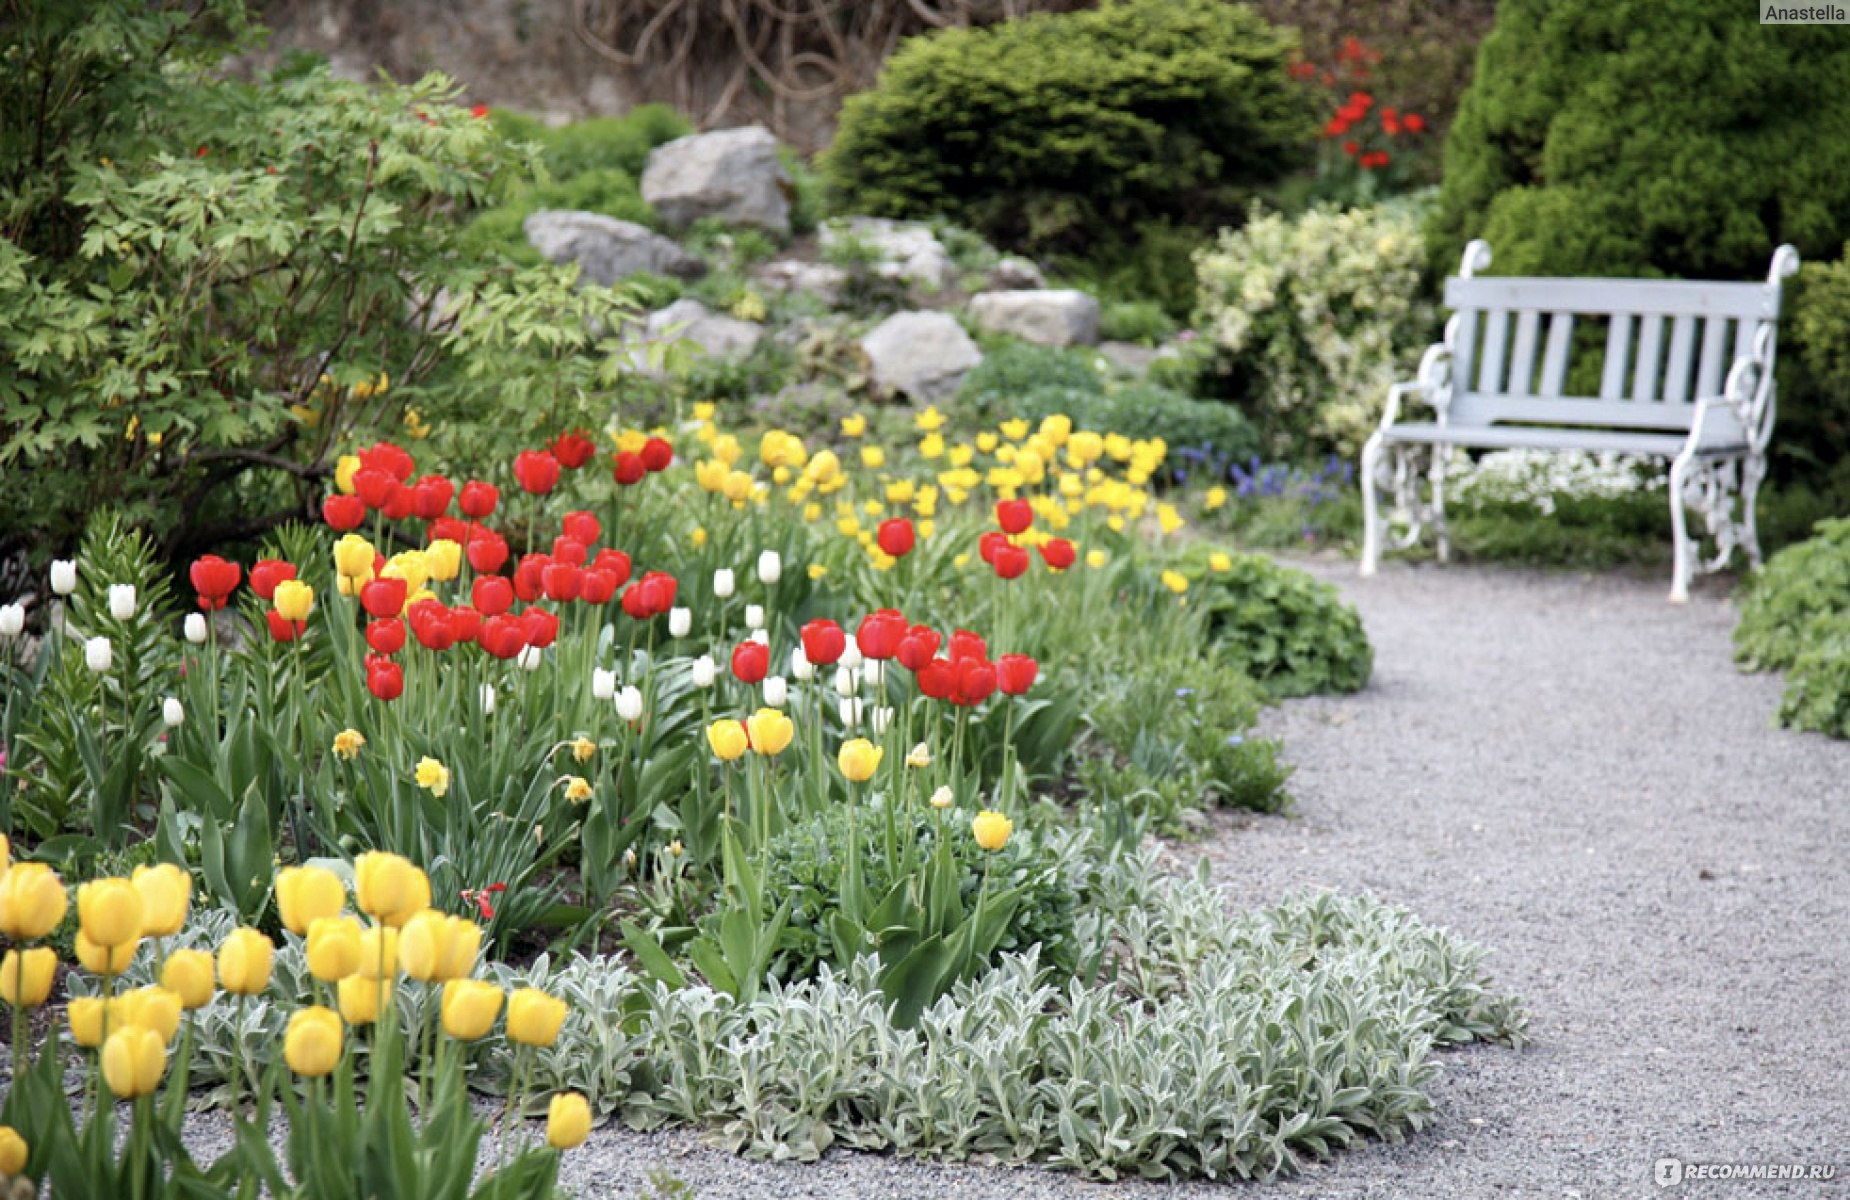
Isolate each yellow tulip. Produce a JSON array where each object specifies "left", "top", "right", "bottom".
[
  {"left": 694, "top": 459, "right": 728, "bottom": 493},
  {"left": 440, "top": 978, "right": 504, "bottom": 1040},
  {"left": 547, "top": 1091, "right": 592, "bottom": 1149},
  {"left": 273, "top": 579, "right": 314, "bottom": 622},
  {"left": 1209, "top": 552, "right": 1233, "bottom": 572},
  {"left": 414, "top": 756, "right": 450, "bottom": 798},
  {"left": 564, "top": 776, "right": 593, "bottom": 803},
  {"left": 398, "top": 909, "right": 452, "bottom": 982},
  {"left": 284, "top": 1006, "right": 344, "bottom": 1077},
  {"left": 706, "top": 720, "right": 748, "bottom": 762},
  {"left": 837, "top": 739, "right": 883, "bottom": 783},
  {"left": 381, "top": 550, "right": 429, "bottom": 594},
  {"left": 306, "top": 915, "right": 363, "bottom": 983},
  {"left": 505, "top": 987, "right": 568, "bottom": 1047},
  {"left": 1086, "top": 549, "right": 1108, "bottom": 569},
  {"left": 276, "top": 865, "right": 346, "bottom": 936},
  {"left": 355, "top": 852, "right": 429, "bottom": 925},
  {"left": 120, "top": 986, "right": 182, "bottom": 1044},
  {"left": 721, "top": 470, "right": 754, "bottom": 503},
  {"left": 333, "top": 533, "right": 375, "bottom": 578},
  {"left": 68, "top": 996, "right": 106, "bottom": 1047},
  {"left": 840, "top": 414, "right": 866, "bottom": 438},
  {"left": 425, "top": 538, "right": 462, "bottom": 582},
  {"left": 357, "top": 925, "right": 399, "bottom": 980},
  {"left": 1160, "top": 570, "right": 1189, "bottom": 595},
  {"left": 217, "top": 927, "right": 274, "bottom": 995},
  {"left": 77, "top": 878, "right": 143, "bottom": 947},
  {"left": 332, "top": 729, "right": 366, "bottom": 761},
  {"left": 0, "top": 1125, "right": 25, "bottom": 1176},
  {"left": 337, "top": 975, "right": 390, "bottom": 1026},
  {"left": 334, "top": 455, "right": 361, "bottom": 494},
  {"left": 75, "top": 931, "right": 135, "bottom": 976},
  {"left": 999, "top": 419, "right": 1029, "bottom": 441},
  {"left": 0, "top": 947, "right": 56, "bottom": 1007},
  {"left": 439, "top": 916, "right": 482, "bottom": 981},
  {"left": 859, "top": 446, "right": 885, "bottom": 470},
  {"left": 129, "top": 864, "right": 190, "bottom": 938},
  {"left": 571, "top": 737, "right": 596, "bottom": 763},
  {"left": 161, "top": 949, "right": 216, "bottom": 1009},
  {"left": 102, "top": 1025, "right": 166, "bottom": 1098},
  {"left": 745, "top": 708, "right": 794, "bottom": 757},
  {"left": 972, "top": 810, "right": 1014, "bottom": 851}
]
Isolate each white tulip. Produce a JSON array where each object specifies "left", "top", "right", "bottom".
[
  {"left": 50, "top": 560, "right": 76, "bottom": 596},
  {"left": 691, "top": 655, "right": 717, "bottom": 688},
  {"left": 789, "top": 646, "right": 813, "bottom": 681},
  {"left": 592, "top": 668, "right": 617, "bottom": 701},
  {"left": 871, "top": 705, "right": 894, "bottom": 734},
  {"left": 838, "top": 698, "right": 863, "bottom": 727},
  {"left": 0, "top": 603, "right": 23, "bottom": 636},
  {"left": 862, "top": 660, "right": 885, "bottom": 688},
  {"left": 669, "top": 607, "right": 692, "bottom": 638},
  {"left": 616, "top": 686, "right": 644, "bottom": 722},
  {"left": 480, "top": 684, "right": 497, "bottom": 714},
  {"left": 834, "top": 666, "right": 857, "bottom": 697},
  {"left": 929, "top": 785, "right": 955, "bottom": 809},
  {"left": 183, "top": 613, "right": 208, "bottom": 644},
  {"left": 744, "top": 604, "right": 765, "bottom": 629},
  {"left": 757, "top": 551, "right": 782, "bottom": 584},
  {"left": 108, "top": 584, "right": 137, "bottom": 621},
  {"left": 161, "top": 697, "right": 185, "bottom": 727},
  {"left": 518, "top": 645, "right": 543, "bottom": 671},
  {"left": 840, "top": 643, "right": 864, "bottom": 670},
  {"left": 907, "top": 742, "right": 932, "bottom": 769},
  {"left": 84, "top": 635, "right": 112, "bottom": 673},
  {"left": 712, "top": 569, "right": 735, "bottom": 599},
  {"left": 750, "top": 628, "right": 769, "bottom": 646},
  {"left": 763, "top": 676, "right": 788, "bottom": 707}
]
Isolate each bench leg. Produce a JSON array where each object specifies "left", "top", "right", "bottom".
[
  {"left": 1740, "top": 452, "right": 1766, "bottom": 569},
  {"left": 1667, "top": 455, "right": 1695, "bottom": 603},
  {"left": 1430, "top": 445, "right": 1451, "bottom": 564},
  {"left": 1359, "top": 432, "right": 1385, "bottom": 576}
]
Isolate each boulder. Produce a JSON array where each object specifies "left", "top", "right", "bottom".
[
  {"left": 988, "top": 256, "right": 1047, "bottom": 290},
  {"left": 859, "top": 311, "right": 982, "bottom": 400},
  {"left": 522, "top": 210, "right": 707, "bottom": 285},
  {"left": 641, "top": 126, "right": 792, "bottom": 235},
  {"left": 967, "top": 289, "right": 1102, "bottom": 347},
  {"left": 757, "top": 259, "right": 851, "bottom": 306},
  {"left": 820, "top": 217, "right": 953, "bottom": 290},
  {"left": 645, "top": 298, "right": 765, "bottom": 359}
]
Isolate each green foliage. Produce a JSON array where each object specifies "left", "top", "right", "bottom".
[
  {"left": 1429, "top": 0, "right": 1850, "bottom": 282},
  {"left": 1195, "top": 196, "right": 1437, "bottom": 457},
  {"left": 1778, "top": 249, "right": 1850, "bottom": 487},
  {"left": 1052, "top": 219, "right": 1207, "bottom": 321},
  {"left": 957, "top": 342, "right": 1105, "bottom": 409},
  {"left": 1737, "top": 518, "right": 1850, "bottom": 736},
  {"left": 1186, "top": 549, "right": 1373, "bottom": 697},
  {"left": 824, "top": 0, "right": 1314, "bottom": 255},
  {"left": 1097, "top": 298, "right": 1179, "bottom": 346},
  {"left": 457, "top": 167, "right": 658, "bottom": 265}
]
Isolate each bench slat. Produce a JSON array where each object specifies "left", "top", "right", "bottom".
[
  {"left": 1446, "top": 275, "right": 1778, "bottom": 320},
  {"left": 1662, "top": 314, "right": 1697, "bottom": 403},
  {"left": 1600, "top": 315, "right": 1632, "bottom": 400},
  {"left": 1478, "top": 308, "right": 1509, "bottom": 394},
  {"left": 1445, "top": 393, "right": 1710, "bottom": 430},
  {"left": 1632, "top": 314, "right": 1664, "bottom": 402},
  {"left": 1451, "top": 309, "right": 1480, "bottom": 402},
  {"left": 1508, "top": 310, "right": 1540, "bottom": 396},
  {"left": 1539, "top": 313, "right": 1575, "bottom": 395},
  {"left": 1695, "top": 316, "right": 1729, "bottom": 398}
]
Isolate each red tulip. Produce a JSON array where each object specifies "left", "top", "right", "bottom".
[
  {"left": 876, "top": 517, "right": 915, "bottom": 559},
  {"left": 640, "top": 571, "right": 677, "bottom": 613},
  {"left": 467, "top": 533, "right": 509, "bottom": 575},
  {"left": 592, "top": 548, "right": 632, "bottom": 587},
  {"left": 429, "top": 517, "right": 469, "bottom": 545},
  {"left": 947, "top": 629, "right": 987, "bottom": 664},
  {"left": 458, "top": 481, "right": 499, "bottom": 518},
  {"left": 189, "top": 555, "right": 242, "bottom": 611},
  {"left": 366, "top": 618, "right": 406, "bottom": 656},
  {"left": 800, "top": 619, "right": 846, "bottom": 666},
  {"left": 360, "top": 441, "right": 415, "bottom": 482},
  {"left": 612, "top": 452, "right": 646, "bottom": 486},
  {"left": 996, "top": 499, "right": 1032, "bottom": 535},
  {"left": 477, "top": 615, "right": 526, "bottom": 660},
  {"left": 410, "top": 603, "right": 456, "bottom": 651},
  {"left": 249, "top": 559, "right": 297, "bottom": 601},
  {"left": 997, "top": 653, "right": 1038, "bottom": 695},
  {"left": 265, "top": 610, "right": 306, "bottom": 643},
  {"left": 640, "top": 437, "right": 674, "bottom": 473},
  {"left": 855, "top": 610, "right": 906, "bottom": 660},
  {"left": 365, "top": 659, "right": 405, "bottom": 700},
  {"left": 992, "top": 543, "right": 1030, "bottom": 580},
  {"left": 381, "top": 483, "right": 416, "bottom": 522},
  {"left": 917, "top": 657, "right": 956, "bottom": 701},
  {"left": 448, "top": 605, "right": 482, "bottom": 643},
  {"left": 581, "top": 568, "right": 619, "bottom": 605},
  {"left": 472, "top": 575, "right": 514, "bottom": 616},
  {"left": 353, "top": 469, "right": 395, "bottom": 510},
  {"left": 619, "top": 583, "right": 652, "bottom": 619},
  {"left": 978, "top": 531, "right": 1010, "bottom": 565},
  {"left": 897, "top": 626, "right": 941, "bottom": 672},
  {"left": 551, "top": 536, "right": 588, "bottom": 567},
  {"left": 550, "top": 430, "right": 596, "bottom": 470},
  {"left": 322, "top": 494, "right": 366, "bottom": 532},
  {"left": 513, "top": 553, "right": 549, "bottom": 603},
  {"left": 520, "top": 607, "right": 560, "bottom": 649},
  {"left": 412, "top": 475, "right": 453, "bottom": 520},
  {"left": 562, "top": 511, "right": 600, "bottom": 546},
  {"left": 731, "top": 640, "right": 769, "bottom": 684},
  {"left": 360, "top": 577, "right": 408, "bottom": 619},
  {"left": 513, "top": 449, "right": 561, "bottom": 495},
  {"left": 542, "top": 562, "right": 583, "bottom": 603},
  {"left": 1039, "top": 538, "right": 1076, "bottom": 571},
  {"left": 955, "top": 658, "right": 997, "bottom": 706}
]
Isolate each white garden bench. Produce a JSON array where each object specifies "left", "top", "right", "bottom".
[{"left": 1359, "top": 240, "right": 1800, "bottom": 601}]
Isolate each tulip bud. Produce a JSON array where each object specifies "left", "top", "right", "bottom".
[
  {"left": 862, "top": 660, "right": 884, "bottom": 688},
  {"left": 441, "top": 978, "right": 504, "bottom": 1040},
  {"left": 355, "top": 852, "right": 429, "bottom": 926},
  {"left": 78, "top": 878, "right": 143, "bottom": 947},
  {"left": 0, "top": 948, "right": 57, "bottom": 1007},
  {"left": 398, "top": 910, "right": 449, "bottom": 982},
  {"left": 592, "top": 669, "right": 617, "bottom": 701},
  {"left": 706, "top": 719, "right": 749, "bottom": 761},
  {"left": 907, "top": 743, "right": 932, "bottom": 769},
  {"left": 0, "top": 863, "right": 68, "bottom": 941},
  {"left": 548, "top": 1091, "right": 592, "bottom": 1149},
  {"left": 750, "top": 628, "right": 768, "bottom": 646},
  {"left": 838, "top": 698, "right": 862, "bottom": 727},
  {"left": 616, "top": 686, "right": 644, "bottom": 722},
  {"left": 102, "top": 1026, "right": 167, "bottom": 1098},
  {"left": 712, "top": 569, "right": 735, "bottom": 598},
  {"left": 834, "top": 666, "right": 857, "bottom": 697},
  {"left": 691, "top": 655, "right": 716, "bottom": 688},
  {"left": 108, "top": 584, "right": 137, "bottom": 621},
  {"left": 305, "top": 915, "right": 362, "bottom": 983},
  {"left": 745, "top": 604, "right": 765, "bottom": 629},
  {"left": 840, "top": 642, "right": 864, "bottom": 670},
  {"left": 480, "top": 684, "right": 497, "bottom": 714},
  {"left": 161, "top": 697, "right": 184, "bottom": 727},
  {"left": 84, "top": 636, "right": 113, "bottom": 674},
  {"left": 357, "top": 925, "right": 398, "bottom": 980},
  {"left": 285, "top": 1006, "right": 344, "bottom": 1077},
  {"left": 789, "top": 647, "right": 812, "bottom": 680},
  {"left": 338, "top": 975, "right": 389, "bottom": 1026},
  {"left": 120, "top": 985, "right": 182, "bottom": 1044},
  {"left": 505, "top": 986, "right": 569, "bottom": 1047},
  {"left": 184, "top": 613, "right": 208, "bottom": 644},
  {"left": 161, "top": 949, "right": 216, "bottom": 1009},
  {"left": 130, "top": 863, "right": 190, "bottom": 937},
  {"left": 518, "top": 645, "right": 543, "bottom": 671},
  {"left": 75, "top": 931, "right": 135, "bottom": 975},
  {"left": 276, "top": 866, "right": 345, "bottom": 935},
  {"left": 930, "top": 785, "right": 955, "bottom": 809},
  {"left": 972, "top": 809, "right": 1014, "bottom": 851},
  {"left": 837, "top": 737, "right": 883, "bottom": 782},
  {"left": 0, "top": 1126, "right": 26, "bottom": 1177},
  {"left": 757, "top": 550, "right": 781, "bottom": 584},
  {"left": 50, "top": 559, "right": 77, "bottom": 596},
  {"left": 217, "top": 927, "right": 274, "bottom": 995},
  {"left": 872, "top": 705, "right": 893, "bottom": 734},
  {"left": 763, "top": 676, "right": 788, "bottom": 708},
  {"left": 0, "top": 604, "right": 22, "bottom": 636},
  {"left": 668, "top": 607, "right": 692, "bottom": 637},
  {"left": 68, "top": 997, "right": 106, "bottom": 1046}
]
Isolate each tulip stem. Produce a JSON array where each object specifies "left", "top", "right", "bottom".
[{"left": 10, "top": 951, "right": 25, "bottom": 1072}]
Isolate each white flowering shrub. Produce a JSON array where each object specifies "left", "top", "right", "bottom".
[
  {"left": 1451, "top": 449, "right": 1667, "bottom": 515},
  {"left": 1196, "top": 198, "right": 1436, "bottom": 457}
]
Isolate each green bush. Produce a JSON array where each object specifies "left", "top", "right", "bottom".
[
  {"left": 1098, "top": 299, "right": 1179, "bottom": 346},
  {"left": 1736, "top": 518, "right": 1850, "bottom": 736},
  {"left": 1187, "top": 549, "right": 1373, "bottom": 697},
  {"left": 1779, "top": 250, "right": 1850, "bottom": 487},
  {"left": 957, "top": 342, "right": 1105, "bottom": 413},
  {"left": 824, "top": 0, "right": 1313, "bottom": 255}
]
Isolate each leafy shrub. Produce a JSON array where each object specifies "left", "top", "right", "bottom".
[
  {"left": 1736, "top": 519, "right": 1850, "bottom": 736},
  {"left": 1098, "top": 298, "right": 1179, "bottom": 346},
  {"left": 1446, "top": 449, "right": 1670, "bottom": 568},
  {"left": 1187, "top": 550, "right": 1373, "bottom": 697},
  {"left": 824, "top": 0, "right": 1313, "bottom": 256},
  {"left": 1779, "top": 249, "right": 1850, "bottom": 488},
  {"left": 1052, "top": 218, "right": 1209, "bottom": 321},
  {"left": 956, "top": 342, "right": 1105, "bottom": 413},
  {"left": 1195, "top": 196, "right": 1436, "bottom": 457}
]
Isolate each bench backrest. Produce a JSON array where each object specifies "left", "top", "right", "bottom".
[{"left": 1439, "top": 241, "right": 1797, "bottom": 442}]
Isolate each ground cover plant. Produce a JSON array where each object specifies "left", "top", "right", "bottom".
[{"left": 1735, "top": 518, "right": 1850, "bottom": 736}]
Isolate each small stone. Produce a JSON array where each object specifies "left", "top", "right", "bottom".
[{"left": 988, "top": 255, "right": 1046, "bottom": 290}]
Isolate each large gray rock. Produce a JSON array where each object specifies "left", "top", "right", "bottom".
[
  {"left": 523, "top": 210, "right": 706, "bottom": 285},
  {"left": 820, "top": 217, "right": 953, "bottom": 291},
  {"left": 967, "top": 288, "right": 1101, "bottom": 347},
  {"left": 645, "top": 298, "right": 765, "bottom": 359},
  {"left": 859, "top": 311, "right": 982, "bottom": 401},
  {"left": 641, "top": 126, "right": 791, "bottom": 235}
]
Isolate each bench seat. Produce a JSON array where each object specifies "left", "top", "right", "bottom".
[{"left": 1379, "top": 422, "right": 1743, "bottom": 458}]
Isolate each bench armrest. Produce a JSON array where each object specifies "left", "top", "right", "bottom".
[
  {"left": 1688, "top": 324, "right": 1778, "bottom": 454},
  {"left": 1377, "top": 340, "right": 1453, "bottom": 430}
]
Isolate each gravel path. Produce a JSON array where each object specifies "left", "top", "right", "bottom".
[{"left": 192, "top": 561, "right": 1850, "bottom": 1198}]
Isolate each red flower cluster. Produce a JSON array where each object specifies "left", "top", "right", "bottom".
[
  {"left": 189, "top": 555, "right": 242, "bottom": 611},
  {"left": 827, "top": 610, "right": 1039, "bottom": 708},
  {"left": 612, "top": 436, "right": 674, "bottom": 487}
]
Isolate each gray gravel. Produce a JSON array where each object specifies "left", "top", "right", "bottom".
[{"left": 184, "top": 560, "right": 1850, "bottom": 1198}]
